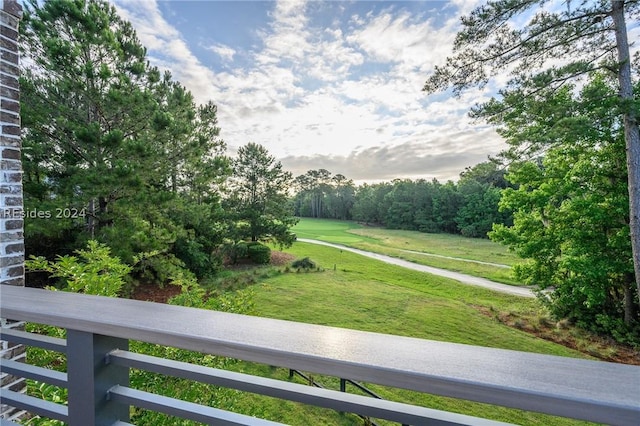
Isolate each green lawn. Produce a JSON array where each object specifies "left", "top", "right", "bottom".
[
  {"left": 258, "top": 242, "right": 576, "bottom": 355},
  {"left": 293, "top": 218, "right": 522, "bottom": 285},
  {"left": 219, "top": 241, "right": 596, "bottom": 426}
]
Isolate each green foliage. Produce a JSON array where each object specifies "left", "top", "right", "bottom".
[
  {"left": 455, "top": 162, "right": 513, "bottom": 239},
  {"left": 20, "top": 238, "right": 97, "bottom": 377},
  {"left": 348, "top": 176, "right": 510, "bottom": 237},
  {"left": 247, "top": 242, "right": 271, "bottom": 265},
  {"left": 129, "top": 285, "right": 255, "bottom": 425},
  {"left": 20, "top": 0, "right": 229, "bottom": 283},
  {"left": 21, "top": 0, "right": 157, "bottom": 244},
  {"left": 291, "top": 257, "right": 316, "bottom": 271},
  {"left": 488, "top": 76, "right": 639, "bottom": 343},
  {"left": 26, "top": 240, "right": 130, "bottom": 296},
  {"left": 22, "top": 381, "right": 67, "bottom": 426},
  {"left": 24, "top": 240, "right": 127, "bottom": 425},
  {"left": 292, "top": 159, "right": 513, "bottom": 238},
  {"left": 168, "top": 201, "right": 228, "bottom": 278},
  {"left": 420, "top": 0, "right": 640, "bottom": 342},
  {"left": 422, "top": 1, "right": 638, "bottom": 96},
  {"left": 293, "top": 166, "right": 513, "bottom": 239},
  {"left": 293, "top": 169, "right": 355, "bottom": 220},
  {"left": 24, "top": 242, "right": 257, "bottom": 426},
  {"left": 221, "top": 240, "right": 249, "bottom": 265},
  {"left": 225, "top": 143, "right": 298, "bottom": 247},
  {"left": 456, "top": 183, "right": 508, "bottom": 238},
  {"left": 173, "top": 236, "right": 220, "bottom": 278},
  {"left": 132, "top": 250, "right": 192, "bottom": 289}
]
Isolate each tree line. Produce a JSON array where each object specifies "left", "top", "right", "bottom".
[
  {"left": 292, "top": 162, "right": 513, "bottom": 238},
  {"left": 20, "top": 0, "right": 296, "bottom": 286}
]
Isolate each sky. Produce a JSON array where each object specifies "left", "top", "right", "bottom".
[{"left": 110, "top": 0, "right": 505, "bottom": 183}]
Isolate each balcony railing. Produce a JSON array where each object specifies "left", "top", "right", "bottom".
[{"left": 1, "top": 285, "right": 639, "bottom": 425}]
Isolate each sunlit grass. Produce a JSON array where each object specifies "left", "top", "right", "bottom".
[
  {"left": 293, "top": 218, "right": 522, "bottom": 285},
  {"left": 221, "top": 242, "right": 594, "bottom": 425},
  {"left": 257, "top": 243, "right": 575, "bottom": 355}
]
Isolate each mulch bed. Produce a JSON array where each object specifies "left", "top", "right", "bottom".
[{"left": 131, "top": 283, "right": 183, "bottom": 304}]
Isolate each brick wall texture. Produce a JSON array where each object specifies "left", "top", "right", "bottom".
[
  {"left": 0, "top": 0, "right": 23, "bottom": 285},
  {"left": 1, "top": 0, "right": 25, "bottom": 421}
]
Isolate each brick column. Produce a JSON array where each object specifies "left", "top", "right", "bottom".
[{"left": 1, "top": 0, "right": 25, "bottom": 421}]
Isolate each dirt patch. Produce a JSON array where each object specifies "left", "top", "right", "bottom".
[
  {"left": 224, "top": 251, "right": 296, "bottom": 270},
  {"left": 270, "top": 250, "right": 296, "bottom": 266},
  {"left": 131, "top": 283, "right": 182, "bottom": 304}
]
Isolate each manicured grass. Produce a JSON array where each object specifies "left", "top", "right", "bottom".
[
  {"left": 349, "top": 227, "right": 517, "bottom": 265},
  {"left": 220, "top": 242, "right": 593, "bottom": 425},
  {"left": 292, "top": 217, "right": 372, "bottom": 243},
  {"left": 258, "top": 243, "right": 578, "bottom": 355},
  {"left": 293, "top": 218, "right": 522, "bottom": 285},
  {"left": 200, "top": 221, "right": 626, "bottom": 425}
]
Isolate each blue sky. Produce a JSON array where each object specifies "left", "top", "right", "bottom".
[{"left": 112, "top": 0, "right": 504, "bottom": 182}]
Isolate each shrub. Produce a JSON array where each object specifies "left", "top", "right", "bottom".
[
  {"left": 221, "top": 240, "right": 249, "bottom": 264},
  {"left": 291, "top": 257, "right": 316, "bottom": 271},
  {"left": 26, "top": 240, "right": 131, "bottom": 297},
  {"left": 173, "top": 236, "right": 221, "bottom": 278},
  {"left": 24, "top": 244, "right": 256, "bottom": 426},
  {"left": 247, "top": 242, "right": 271, "bottom": 264}
]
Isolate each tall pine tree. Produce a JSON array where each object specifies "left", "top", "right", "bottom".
[{"left": 423, "top": 0, "right": 640, "bottom": 312}]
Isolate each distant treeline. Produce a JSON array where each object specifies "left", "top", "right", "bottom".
[{"left": 292, "top": 162, "right": 513, "bottom": 238}]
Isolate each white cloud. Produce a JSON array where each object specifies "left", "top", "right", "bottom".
[
  {"left": 112, "top": 0, "right": 220, "bottom": 104},
  {"left": 258, "top": 0, "right": 311, "bottom": 63},
  {"left": 112, "top": 0, "right": 506, "bottom": 183},
  {"left": 207, "top": 43, "right": 236, "bottom": 62},
  {"left": 281, "top": 126, "right": 502, "bottom": 183}
]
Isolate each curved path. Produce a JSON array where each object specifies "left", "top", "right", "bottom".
[{"left": 297, "top": 238, "right": 534, "bottom": 298}]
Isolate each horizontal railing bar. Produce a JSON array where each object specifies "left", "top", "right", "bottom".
[
  {"left": 111, "top": 422, "right": 135, "bottom": 426},
  {"left": 3, "top": 286, "right": 640, "bottom": 425},
  {"left": 108, "top": 350, "right": 513, "bottom": 426},
  {"left": 107, "top": 385, "right": 285, "bottom": 426},
  {"left": 0, "top": 358, "right": 67, "bottom": 388},
  {"left": 0, "top": 328, "right": 67, "bottom": 353},
  {"left": 0, "top": 389, "right": 68, "bottom": 422}
]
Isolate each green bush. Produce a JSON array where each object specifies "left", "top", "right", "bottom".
[
  {"left": 291, "top": 257, "right": 316, "bottom": 271},
  {"left": 247, "top": 242, "right": 271, "bottom": 264},
  {"left": 129, "top": 284, "right": 255, "bottom": 425},
  {"left": 24, "top": 246, "right": 257, "bottom": 426},
  {"left": 173, "top": 236, "right": 221, "bottom": 278},
  {"left": 221, "top": 240, "right": 249, "bottom": 264},
  {"left": 26, "top": 240, "right": 131, "bottom": 297}
]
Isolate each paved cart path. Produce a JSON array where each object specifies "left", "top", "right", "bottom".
[{"left": 297, "top": 238, "right": 534, "bottom": 298}]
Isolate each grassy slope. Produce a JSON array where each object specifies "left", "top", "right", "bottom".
[
  {"left": 257, "top": 243, "right": 578, "bottom": 355},
  {"left": 222, "top": 241, "right": 595, "bottom": 425},
  {"left": 292, "top": 218, "right": 522, "bottom": 285}
]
